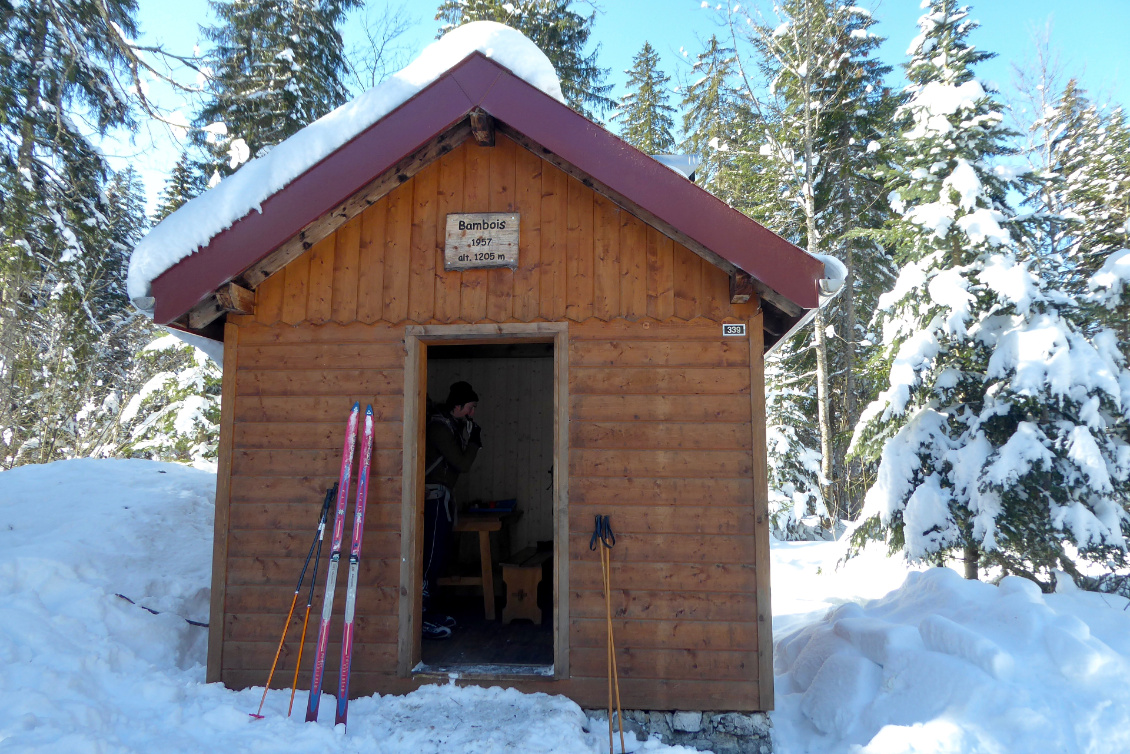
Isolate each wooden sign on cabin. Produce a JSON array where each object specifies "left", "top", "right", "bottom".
[{"left": 444, "top": 212, "right": 520, "bottom": 270}]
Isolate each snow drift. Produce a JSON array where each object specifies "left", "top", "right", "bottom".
[{"left": 2, "top": 459, "right": 1129, "bottom": 752}]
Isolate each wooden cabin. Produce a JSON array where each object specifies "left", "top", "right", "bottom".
[{"left": 140, "top": 50, "right": 829, "bottom": 713}]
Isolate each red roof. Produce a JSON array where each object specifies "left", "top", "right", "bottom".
[{"left": 150, "top": 52, "right": 824, "bottom": 337}]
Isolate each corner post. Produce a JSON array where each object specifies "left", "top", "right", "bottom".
[
  {"left": 207, "top": 322, "right": 239, "bottom": 683},
  {"left": 748, "top": 307, "right": 774, "bottom": 709}
]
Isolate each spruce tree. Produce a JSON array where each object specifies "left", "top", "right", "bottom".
[
  {"left": 0, "top": 0, "right": 144, "bottom": 466},
  {"left": 1044, "top": 86, "right": 1130, "bottom": 281},
  {"left": 195, "top": 0, "right": 360, "bottom": 180},
  {"left": 153, "top": 151, "right": 206, "bottom": 223},
  {"left": 723, "top": 0, "right": 896, "bottom": 529},
  {"left": 116, "top": 334, "right": 223, "bottom": 464},
  {"left": 435, "top": 0, "right": 614, "bottom": 119},
  {"left": 849, "top": 0, "right": 1130, "bottom": 585},
  {"left": 615, "top": 42, "right": 676, "bottom": 153},
  {"left": 76, "top": 167, "right": 155, "bottom": 457},
  {"left": 1025, "top": 79, "right": 1130, "bottom": 390},
  {"left": 680, "top": 35, "right": 746, "bottom": 198}
]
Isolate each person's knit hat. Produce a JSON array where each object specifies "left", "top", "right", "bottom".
[{"left": 446, "top": 381, "right": 479, "bottom": 407}]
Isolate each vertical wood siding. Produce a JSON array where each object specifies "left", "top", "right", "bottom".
[
  {"left": 220, "top": 133, "right": 767, "bottom": 710},
  {"left": 222, "top": 323, "right": 406, "bottom": 690},
  {"left": 251, "top": 136, "right": 731, "bottom": 327},
  {"left": 566, "top": 319, "right": 759, "bottom": 707}
]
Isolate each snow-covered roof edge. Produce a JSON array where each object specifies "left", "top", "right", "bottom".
[
  {"left": 764, "top": 252, "right": 847, "bottom": 356},
  {"left": 127, "top": 22, "right": 564, "bottom": 309},
  {"left": 652, "top": 154, "right": 701, "bottom": 179}
]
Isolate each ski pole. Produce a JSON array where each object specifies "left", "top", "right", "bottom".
[
  {"left": 250, "top": 483, "right": 336, "bottom": 719},
  {"left": 289, "top": 484, "right": 336, "bottom": 716},
  {"left": 590, "top": 515, "right": 624, "bottom": 754}
]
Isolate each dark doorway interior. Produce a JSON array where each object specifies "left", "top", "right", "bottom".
[{"left": 421, "top": 341, "right": 555, "bottom": 671}]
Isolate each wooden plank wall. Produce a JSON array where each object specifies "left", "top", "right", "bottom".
[
  {"left": 252, "top": 135, "right": 734, "bottom": 327},
  {"left": 566, "top": 319, "right": 761, "bottom": 709},
  {"left": 221, "top": 323, "right": 406, "bottom": 693},
  {"left": 219, "top": 133, "right": 767, "bottom": 709}
]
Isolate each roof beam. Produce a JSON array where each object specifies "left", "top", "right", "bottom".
[
  {"left": 217, "top": 281, "right": 255, "bottom": 314},
  {"left": 187, "top": 297, "right": 224, "bottom": 331},
  {"left": 187, "top": 282, "right": 255, "bottom": 330},
  {"left": 470, "top": 108, "right": 495, "bottom": 146},
  {"left": 730, "top": 271, "right": 756, "bottom": 304}
]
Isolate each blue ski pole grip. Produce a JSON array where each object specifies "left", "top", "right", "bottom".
[{"left": 589, "top": 515, "right": 614, "bottom": 550}]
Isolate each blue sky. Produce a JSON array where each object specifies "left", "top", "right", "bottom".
[{"left": 120, "top": 0, "right": 1129, "bottom": 209}]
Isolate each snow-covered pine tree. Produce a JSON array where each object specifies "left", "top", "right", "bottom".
[
  {"left": 435, "top": 0, "right": 614, "bottom": 119},
  {"left": 765, "top": 358, "right": 830, "bottom": 538},
  {"left": 195, "top": 0, "right": 360, "bottom": 181},
  {"left": 106, "top": 168, "right": 224, "bottom": 465},
  {"left": 153, "top": 151, "right": 206, "bottom": 223},
  {"left": 74, "top": 166, "right": 155, "bottom": 457},
  {"left": 0, "top": 0, "right": 146, "bottom": 467},
  {"left": 1044, "top": 85, "right": 1130, "bottom": 281},
  {"left": 724, "top": 0, "right": 896, "bottom": 529},
  {"left": 614, "top": 42, "right": 677, "bottom": 153},
  {"left": 810, "top": 5, "right": 898, "bottom": 520},
  {"left": 116, "top": 334, "right": 223, "bottom": 464},
  {"left": 1023, "top": 79, "right": 1130, "bottom": 351},
  {"left": 849, "top": 0, "right": 1130, "bottom": 586}
]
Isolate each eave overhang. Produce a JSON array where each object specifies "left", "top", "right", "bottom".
[{"left": 148, "top": 52, "right": 826, "bottom": 349}]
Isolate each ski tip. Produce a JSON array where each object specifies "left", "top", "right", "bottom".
[
  {"left": 365, "top": 404, "right": 374, "bottom": 416},
  {"left": 352, "top": 401, "right": 360, "bottom": 411}
]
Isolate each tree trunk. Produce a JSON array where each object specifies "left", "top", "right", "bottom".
[
  {"left": 839, "top": 175, "right": 859, "bottom": 518},
  {"left": 963, "top": 543, "right": 979, "bottom": 580},
  {"left": 797, "top": 3, "right": 835, "bottom": 521},
  {"left": 812, "top": 306, "right": 834, "bottom": 516}
]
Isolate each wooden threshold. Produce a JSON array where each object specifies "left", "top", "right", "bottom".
[{"left": 413, "top": 663, "right": 555, "bottom": 681}]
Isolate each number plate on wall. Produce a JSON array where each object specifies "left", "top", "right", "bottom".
[
  {"left": 722, "top": 323, "right": 747, "bottom": 337},
  {"left": 444, "top": 213, "right": 520, "bottom": 270}
]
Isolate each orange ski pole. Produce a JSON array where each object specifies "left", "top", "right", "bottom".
[
  {"left": 591, "top": 515, "right": 625, "bottom": 754},
  {"left": 288, "top": 602, "right": 314, "bottom": 717},
  {"left": 250, "top": 484, "right": 335, "bottom": 719},
  {"left": 289, "top": 498, "right": 331, "bottom": 719}
]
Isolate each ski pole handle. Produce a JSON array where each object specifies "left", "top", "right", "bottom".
[{"left": 589, "top": 515, "right": 615, "bottom": 550}]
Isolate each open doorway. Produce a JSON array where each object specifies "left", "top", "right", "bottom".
[{"left": 418, "top": 339, "right": 556, "bottom": 673}]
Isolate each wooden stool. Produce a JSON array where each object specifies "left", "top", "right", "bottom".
[{"left": 501, "top": 547, "right": 552, "bottom": 625}]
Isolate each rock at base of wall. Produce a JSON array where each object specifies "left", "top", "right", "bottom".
[{"left": 584, "top": 709, "right": 773, "bottom": 753}]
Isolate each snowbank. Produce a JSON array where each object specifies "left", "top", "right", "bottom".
[
  {"left": 2, "top": 459, "right": 1129, "bottom": 752},
  {"left": 127, "top": 21, "right": 564, "bottom": 306},
  {"left": 773, "top": 554, "right": 1130, "bottom": 753},
  {"left": 0, "top": 460, "right": 674, "bottom": 752}
]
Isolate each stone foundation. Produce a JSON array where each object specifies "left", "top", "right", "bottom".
[{"left": 583, "top": 709, "right": 772, "bottom": 753}]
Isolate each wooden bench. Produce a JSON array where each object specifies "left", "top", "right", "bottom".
[{"left": 500, "top": 547, "right": 552, "bottom": 625}]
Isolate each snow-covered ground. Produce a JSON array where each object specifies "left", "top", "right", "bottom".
[{"left": 1, "top": 459, "right": 1128, "bottom": 753}]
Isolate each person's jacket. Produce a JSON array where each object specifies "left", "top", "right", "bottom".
[{"left": 424, "top": 410, "right": 479, "bottom": 490}]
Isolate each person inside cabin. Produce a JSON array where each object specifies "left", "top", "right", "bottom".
[{"left": 421, "top": 380, "right": 483, "bottom": 640}]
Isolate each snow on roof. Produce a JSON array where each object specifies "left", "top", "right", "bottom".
[{"left": 127, "top": 22, "right": 564, "bottom": 307}]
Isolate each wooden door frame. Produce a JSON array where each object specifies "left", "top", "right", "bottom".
[{"left": 397, "top": 323, "right": 570, "bottom": 679}]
